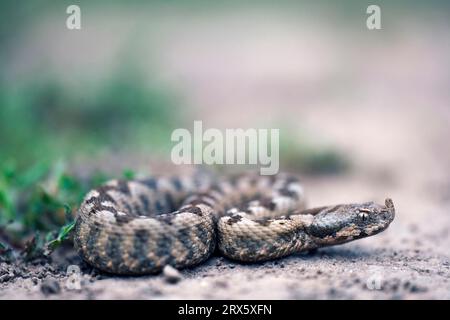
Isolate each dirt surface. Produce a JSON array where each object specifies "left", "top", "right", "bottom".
[
  {"left": 1, "top": 165, "right": 450, "bottom": 300},
  {"left": 2, "top": 5, "right": 450, "bottom": 299},
  {"left": 1, "top": 245, "right": 448, "bottom": 300}
]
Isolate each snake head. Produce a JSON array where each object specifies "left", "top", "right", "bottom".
[{"left": 307, "top": 198, "right": 395, "bottom": 245}]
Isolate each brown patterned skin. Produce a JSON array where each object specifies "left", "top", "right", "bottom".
[{"left": 74, "top": 173, "right": 395, "bottom": 275}]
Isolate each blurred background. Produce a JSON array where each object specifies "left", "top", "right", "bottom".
[{"left": 0, "top": 1, "right": 450, "bottom": 262}]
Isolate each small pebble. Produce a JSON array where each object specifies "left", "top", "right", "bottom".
[
  {"left": 40, "top": 279, "right": 61, "bottom": 295},
  {"left": 0, "top": 274, "right": 11, "bottom": 283},
  {"left": 162, "top": 265, "right": 182, "bottom": 284},
  {"left": 215, "top": 280, "right": 228, "bottom": 288},
  {"left": 410, "top": 284, "right": 427, "bottom": 293}
]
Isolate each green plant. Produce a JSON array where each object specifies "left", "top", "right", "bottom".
[{"left": 0, "top": 161, "right": 111, "bottom": 258}]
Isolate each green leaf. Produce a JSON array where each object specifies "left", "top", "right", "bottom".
[
  {"left": 90, "top": 171, "right": 110, "bottom": 187},
  {"left": 1, "top": 162, "right": 17, "bottom": 184},
  {"left": 63, "top": 204, "right": 73, "bottom": 222},
  {"left": 0, "top": 187, "right": 15, "bottom": 221},
  {"left": 58, "top": 174, "right": 80, "bottom": 192},
  {"left": 123, "top": 169, "right": 135, "bottom": 180},
  {"left": 17, "top": 162, "right": 50, "bottom": 188},
  {"left": 46, "top": 220, "right": 76, "bottom": 250}
]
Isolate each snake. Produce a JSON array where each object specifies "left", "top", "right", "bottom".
[{"left": 74, "top": 172, "right": 395, "bottom": 275}]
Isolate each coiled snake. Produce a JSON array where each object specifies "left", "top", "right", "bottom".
[{"left": 74, "top": 173, "right": 395, "bottom": 275}]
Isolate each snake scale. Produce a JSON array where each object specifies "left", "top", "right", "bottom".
[{"left": 74, "top": 172, "right": 395, "bottom": 275}]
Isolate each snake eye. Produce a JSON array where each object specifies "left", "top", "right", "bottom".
[{"left": 358, "top": 212, "right": 369, "bottom": 221}]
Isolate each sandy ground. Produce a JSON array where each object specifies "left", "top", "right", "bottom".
[
  {"left": 1, "top": 157, "right": 449, "bottom": 300},
  {"left": 1, "top": 5, "right": 450, "bottom": 299}
]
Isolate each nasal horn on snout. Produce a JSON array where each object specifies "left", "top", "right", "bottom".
[
  {"left": 385, "top": 198, "right": 394, "bottom": 209},
  {"left": 384, "top": 198, "right": 395, "bottom": 219}
]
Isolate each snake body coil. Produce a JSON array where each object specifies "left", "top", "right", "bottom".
[{"left": 74, "top": 173, "right": 395, "bottom": 275}]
